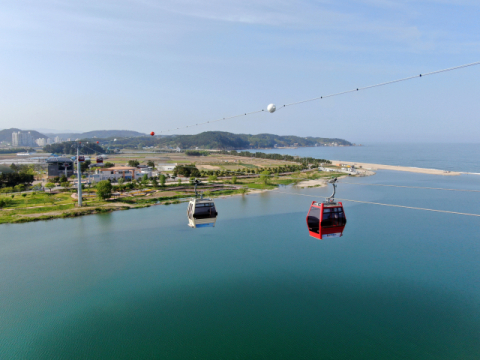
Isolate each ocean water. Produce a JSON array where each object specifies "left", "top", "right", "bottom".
[
  {"left": 245, "top": 143, "right": 480, "bottom": 173},
  {"left": 1, "top": 170, "right": 479, "bottom": 359}
]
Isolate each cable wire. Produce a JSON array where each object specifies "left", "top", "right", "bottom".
[
  {"left": 275, "top": 190, "right": 480, "bottom": 217},
  {"left": 281, "top": 61, "right": 480, "bottom": 108},
  {"left": 158, "top": 61, "right": 480, "bottom": 133},
  {"left": 340, "top": 181, "right": 480, "bottom": 193}
]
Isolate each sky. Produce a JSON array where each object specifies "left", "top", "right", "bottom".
[{"left": 0, "top": 0, "right": 479, "bottom": 143}]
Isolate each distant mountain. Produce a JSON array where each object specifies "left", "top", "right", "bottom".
[
  {"left": 0, "top": 128, "right": 47, "bottom": 142},
  {"left": 155, "top": 132, "right": 352, "bottom": 149},
  {"left": 44, "top": 130, "right": 147, "bottom": 140},
  {"left": 109, "top": 131, "right": 352, "bottom": 150}
]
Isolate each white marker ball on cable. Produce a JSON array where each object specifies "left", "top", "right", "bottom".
[{"left": 267, "top": 104, "right": 276, "bottom": 113}]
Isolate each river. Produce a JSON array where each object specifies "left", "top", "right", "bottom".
[{"left": 1, "top": 168, "right": 479, "bottom": 359}]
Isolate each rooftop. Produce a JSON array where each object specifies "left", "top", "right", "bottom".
[
  {"left": 46, "top": 157, "right": 73, "bottom": 163},
  {"left": 99, "top": 166, "right": 137, "bottom": 171}
]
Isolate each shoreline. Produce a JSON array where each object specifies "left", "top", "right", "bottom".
[{"left": 331, "top": 160, "right": 461, "bottom": 176}]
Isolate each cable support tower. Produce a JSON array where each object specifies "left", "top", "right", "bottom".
[{"left": 157, "top": 60, "right": 480, "bottom": 134}]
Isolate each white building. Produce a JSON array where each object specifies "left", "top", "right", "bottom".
[
  {"left": 156, "top": 163, "right": 176, "bottom": 171},
  {"left": 36, "top": 138, "right": 47, "bottom": 146},
  {"left": 12, "top": 131, "right": 34, "bottom": 147},
  {"left": 54, "top": 136, "right": 61, "bottom": 143}
]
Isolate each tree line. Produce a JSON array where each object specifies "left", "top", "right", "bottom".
[
  {"left": 216, "top": 150, "right": 332, "bottom": 166},
  {"left": 43, "top": 142, "right": 106, "bottom": 155},
  {"left": 0, "top": 148, "right": 35, "bottom": 154},
  {"left": 0, "top": 164, "right": 34, "bottom": 189}
]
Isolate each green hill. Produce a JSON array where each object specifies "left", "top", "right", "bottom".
[
  {"left": 45, "top": 130, "right": 146, "bottom": 140},
  {"left": 107, "top": 131, "right": 352, "bottom": 150},
  {"left": 154, "top": 132, "right": 351, "bottom": 149}
]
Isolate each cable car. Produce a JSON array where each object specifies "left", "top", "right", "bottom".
[
  {"left": 306, "top": 178, "right": 347, "bottom": 239},
  {"left": 78, "top": 155, "right": 85, "bottom": 162},
  {"left": 96, "top": 156, "right": 103, "bottom": 164},
  {"left": 186, "top": 179, "right": 218, "bottom": 228},
  {"left": 187, "top": 198, "right": 218, "bottom": 228}
]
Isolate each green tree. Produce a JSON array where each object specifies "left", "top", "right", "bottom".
[
  {"left": 231, "top": 176, "right": 237, "bottom": 184},
  {"left": 104, "top": 162, "right": 115, "bottom": 168},
  {"left": 159, "top": 174, "right": 166, "bottom": 187},
  {"left": 45, "top": 182, "right": 55, "bottom": 192},
  {"left": 0, "top": 198, "right": 12, "bottom": 208},
  {"left": 14, "top": 184, "right": 25, "bottom": 192},
  {"left": 260, "top": 171, "right": 271, "bottom": 185},
  {"left": 96, "top": 180, "right": 113, "bottom": 200},
  {"left": 117, "top": 177, "right": 124, "bottom": 185},
  {"left": 178, "top": 179, "right": 182, "bottom": 186},
  {"left": 59, "top": 174, "right": 67, "bottom": 183},
  {"left": 128, "top": 160, "right": 140, "bottom": 167},
  {"left": 151, "top": 178, "right": 158, "bottom": 188},
  {"left": 147, "top": 160, "right": 155, "bottom": 168},
  {"left": 61, "top": 181, "right": 71, "bottom": 190},
  {"left": 173, "top": 165, "right": 200, "bottom": 178},
  {"left": 208, "top": 175, "right": 217, "bottom": 183}
]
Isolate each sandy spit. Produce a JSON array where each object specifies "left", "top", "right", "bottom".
[{"left": 331, "top": 161, "right": 460, "bottom": 176}]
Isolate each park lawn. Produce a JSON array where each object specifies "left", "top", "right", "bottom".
[
  {"left": 1, "top": 192, "right": 74, "bottom": 209},
  {"left": 237, "top": 162, "right": 258, "bottom": 169}
]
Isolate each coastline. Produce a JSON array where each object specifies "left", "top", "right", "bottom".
[{"left": 331, "top": 160, "right": 461, "bottom": 176}]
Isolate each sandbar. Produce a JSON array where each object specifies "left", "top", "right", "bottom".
[{"left": 331, "top": 161, "right": 460, "bottom": 176}]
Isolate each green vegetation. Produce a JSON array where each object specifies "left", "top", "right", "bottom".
[
  {"left": 259, "top": 171, "right": 271, "bottom": 185},
  {"left": 96, "top": 180, "right": 113, "bottom": 200},
  {"left": 128, "top": 159, "right": 140, "bottom": 167},
  {"left": 159, "top": 175, "right": 166, "bottom": 187},
  {"left": 43, "top": 141, "right": 105, "bottom": 155},
  {"left": 217, "top": 150, "right": 331, "bottom": 166},
  {"left": 0, "top": 147, "right": 35, "bottom": 154},
  {"left": 173, "top": 165, "right": 201, "bottom": 178},
  {"left": 91, "top": 131, "right": 351, "bottom": 150},
  {"left": 185, "top": 150, "right": 210, "bottom": 156},
  {"left": 0, "top": 165, "right": 34, "bottom": 188}
]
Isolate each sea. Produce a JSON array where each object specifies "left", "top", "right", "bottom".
[
  {"left": 1, "top": 143, "right": 479, "bottom": 359},
  {"left": 246, "top": 143, "right": 480, "bottom": 173}
]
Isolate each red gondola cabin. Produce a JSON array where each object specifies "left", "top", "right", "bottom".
[
  {"left": 306, "top": 201, "right": 346, "bottom": 240},
  {"left": 78, "top": 155, "right": 85, "bottom": 162}
]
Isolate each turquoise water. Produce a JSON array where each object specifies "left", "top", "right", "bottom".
[
  {"left": 1, "top": 171, "right": 480, "bottom": 359},
  {"left": 245, "top": 143, "right": 480, "bottom": 173}
]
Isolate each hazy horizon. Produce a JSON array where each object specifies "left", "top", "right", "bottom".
[{"left": 1, "top": 1, "right": 479, "bottom": 143}]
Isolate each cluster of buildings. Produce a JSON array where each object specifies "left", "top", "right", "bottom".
[
  {"left": 319, "top": 164, "right": 359, "bottom": 175},
  {"left": 12, "top": 131, "right": 64, "bottom": 147},
  {"left": 12, "top": 131, "right": 36, "bottom": 147},
  {"left": 35, "top": 136, "right": 63, "bottom": 146},
  {"left": 46, "top": 157, "right": 171, "bottom": 181}
]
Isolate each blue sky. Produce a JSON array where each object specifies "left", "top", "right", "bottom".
[{"left": 0, "top": 0, "right": 479, "bottom": 142}]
